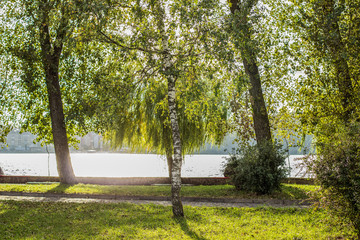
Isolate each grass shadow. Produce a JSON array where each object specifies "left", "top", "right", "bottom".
[
  {"left": 279, "top": 185, "right": 311, "bottom": 200},
  {"left": 176, "top": 217, "right": 208, "bottom": 240},
  {"left": 46, "top": 184, "right": 72, "bottom": 193},
  {"left": 0, "top": 200, "right": 355, "bottom": 239},
  {"left": 0, "top": 201, "right": 174, "bottom": 239}
]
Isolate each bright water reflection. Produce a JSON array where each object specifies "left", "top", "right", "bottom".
[{"left": 0, "top": 153, "right": 307, "bottom": 177}]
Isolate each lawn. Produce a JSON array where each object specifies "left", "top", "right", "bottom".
[
  {"left": 0, "top": 183, "right": 317, "bottom": 200},
  {"left": 0, "top": 200, "right": 356, "bottom": 239}
]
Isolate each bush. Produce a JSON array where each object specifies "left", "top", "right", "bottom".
[
  {"left": 308, "top": 122, "right": 360, "bottom": 237},
  {"left": 224, "top": 141, "right": 288, "bottom": 194}
]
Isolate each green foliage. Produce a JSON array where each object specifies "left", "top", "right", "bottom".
[
  {"left": 262, "top": 1, "right": 360, "bottom": 236},
  {"left": 93, "top": 0, "right": 230, "bottom": 155},
  {"left": 225, "top": 141, "right": 289, "bottom": 194},
  {"left": 306, "top": 121, "right": 360, "bottom": 237},
  {"left": 0, "top": 201, "right": 356, "bottom": 239},
  {"left": 0, "top": 0, "right": 106, "bottom": 146},
  {"left": 0, "top": 43, "right": 25, "bottom": 143},
  {"left": 263, "top": 0, "right": 360, "bottom": 138}
]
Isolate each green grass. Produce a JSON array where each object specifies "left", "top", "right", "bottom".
[
  {"left": 0, "top": 183, "right": 318, "bottom": 200},
  {"left": 0, "top": 200, "right": 355, "bottom": 239}
]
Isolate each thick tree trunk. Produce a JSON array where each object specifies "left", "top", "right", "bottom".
[
  {"left": 229, "top": 0, "right": 272, "bottom": 144},
  {"left": 44, "top": 64, "right": 77, "bottom": 184},
  {"left": 319, "top": 0, "right": 354, "bottom": 121},
  {"left": 334, "top": 56, "right": 353, "bottom": 121},
  {"left": 242, "top": 58, "right": 272, "bottom": 143},
  {"left": 0, "top": 166, "right": 4, "bottom": 175},
  {"left": 39, "top": 6, "right": 76, "bottom": 184}
]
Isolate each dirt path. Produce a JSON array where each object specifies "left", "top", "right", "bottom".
[{"left": 0, "top": 192, "right": 310, "bottom": 208}]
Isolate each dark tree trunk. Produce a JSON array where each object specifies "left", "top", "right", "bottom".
[
  {"left": 318, "top": 0, "right": 354, "bottom": 121},
  {"left": 44, "top": 61, "right": 77, "bottom": 184},
  {"left": 334, "top": 55, "right": 353, "bottom": 121},
  {"left": 243, "top": 58, "right": 272, "bottom": 143},
  {"left": 39, "top": 5, "right": 76, "bottom": 184},
  {"left": 229, "top": 0, "right": 272, "bottom": 144}
]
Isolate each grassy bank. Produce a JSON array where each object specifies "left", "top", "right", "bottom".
[
  {"left": 0, "top": 200, "right": 355, "bottom": 239},
  {"left": 0, "top": 183, "right": 317, "bottom": 200}
]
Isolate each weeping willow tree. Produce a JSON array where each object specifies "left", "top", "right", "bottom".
[
  {"left": 119, "top": 67, "right": 228, "bottom": 177},
  {"left": 0, "top": 53, "right": 22, "bottom": 175},
  {"left": 91, "top": 0, "right": 229, "bottom": 217},
  {"left": 93, "top": 31, "right": 229, "bottom": 217}
]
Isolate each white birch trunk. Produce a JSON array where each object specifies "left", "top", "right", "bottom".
[
  {"left": 166, "top": 72, "right": 184, "bottom": 217},
  {"left": 157, "top": 2, "right": 184, "bottom": 217}
]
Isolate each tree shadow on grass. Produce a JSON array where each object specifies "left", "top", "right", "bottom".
[
  {"left": 175, "top": 217, "right": 208, "bottom": 240},
  {"left": 279, "top": 185, "right": 310, "bottom": 200},
  {"left": 0, "top": 201, "right": 176, "bottom": 239},
  {"left": 46, "top": 183, "right": 72, "bottom": 193}
]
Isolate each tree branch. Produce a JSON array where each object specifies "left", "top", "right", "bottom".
[
  {"left": 0, "top": 70, "right": 8, "bottom": 97},
  {"left": 98, "top": 30, "right": 162, "bottom": 54}
]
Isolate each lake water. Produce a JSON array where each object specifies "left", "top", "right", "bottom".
[{"left": 0, "top": 153, "right": 308, "bottom": 178}]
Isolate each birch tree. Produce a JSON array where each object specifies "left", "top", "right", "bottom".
[{"left": 94, "top": 0, "right": 228, "bottom": 217}]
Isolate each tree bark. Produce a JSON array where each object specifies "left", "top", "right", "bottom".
[
  {"left": 242, "top": 58, "right": 272, "bottom": 143},
  {"left": 162, "top": 121, "right": 173, "bottom": 178},
  {"left": 39, "top": 4, "right": 76, "bottom": 184},
  {"left": 165, "top": 141, "right": 173, "bottom": 178},
  {"left": 0, "top": 166, "right": 4, "bottom": 175},
  {"left": 44, "top": 58, "right": 77, "bottom": 184},
  {"left": 167, "top": 73, "right": 184, "bottom": 217},
  {"left": 317, "top": 0, "right": 354, "bottom": 121},
  {"left": 229, "top": 0, "right": 272, "bottom": 144},
  {"left": 157, "top": 2, "right": 184, "bottom": 217}
]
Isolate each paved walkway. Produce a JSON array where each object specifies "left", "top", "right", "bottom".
[{"left": 0, "top": 192, "right": 310, "bottom": 208}]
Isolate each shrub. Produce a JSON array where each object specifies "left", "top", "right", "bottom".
[
  {"left": 308, "top": 121, "right": 360, "bottom": 237},
  {"left": 224, "top": 141, "right": 288, "bottom": 194}
]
